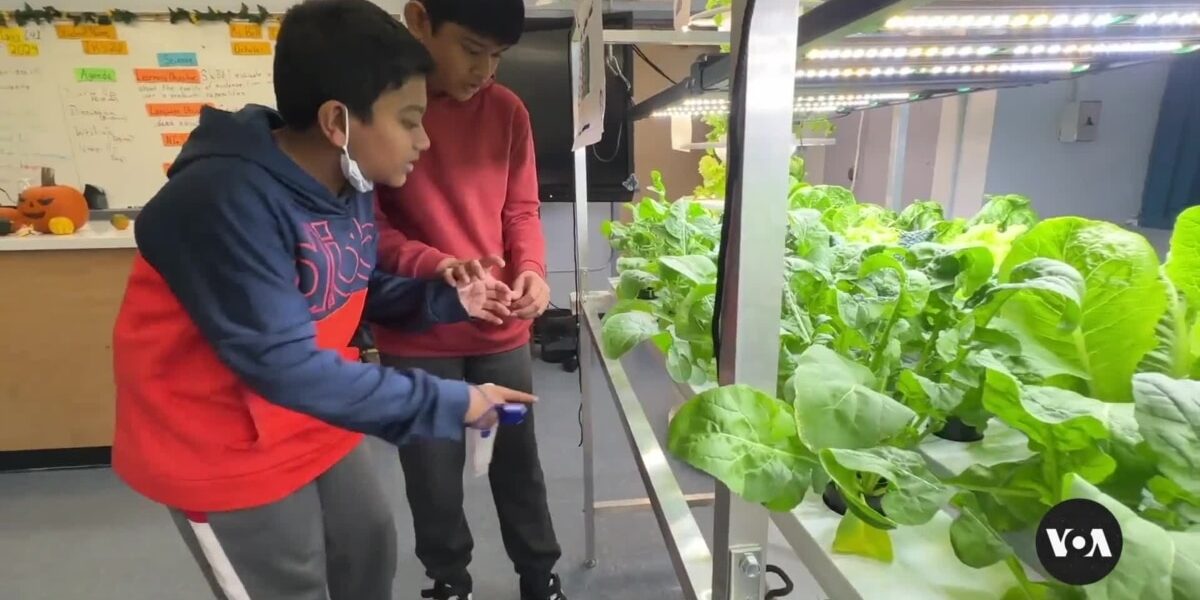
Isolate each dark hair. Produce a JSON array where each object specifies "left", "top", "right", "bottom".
[
  {"left": 418, "top": 0, "right": 525, "bottom": 47},
  {"left": 274, "top": 0, "right": 433, "bottom": 128}
]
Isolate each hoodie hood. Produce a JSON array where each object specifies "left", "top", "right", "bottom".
[{"left": 170, "top": 105, "right": 346, "bottom": 215}]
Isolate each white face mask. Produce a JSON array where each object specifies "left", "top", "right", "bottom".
[{"left": 339, "top": 107, "right": 373, "bottom": 193}]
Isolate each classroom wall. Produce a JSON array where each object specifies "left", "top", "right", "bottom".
[
  {"left": 983, "top": 61, "right": 1171, "bottom": 225},
  {"left": 899, "top": 99, "right": 943, "bottom": 207}
]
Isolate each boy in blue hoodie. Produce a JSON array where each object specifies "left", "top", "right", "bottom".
[{"left": 110, "top": 0, "right": 534, "bottom": 598}]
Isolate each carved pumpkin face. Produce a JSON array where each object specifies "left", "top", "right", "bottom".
[
  {"left": 18, "top": 185, "right": 89, "bottom": 234},
  {"left": 0, "top": 206, "right": 23, "bottom": 230}
]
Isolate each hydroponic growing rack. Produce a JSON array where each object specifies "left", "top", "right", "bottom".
[{"left": 571, "top": 1, "right": 1200, "bottom": 599}]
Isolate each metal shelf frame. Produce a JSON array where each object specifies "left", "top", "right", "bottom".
[{"left": 629, "top": 0, "right": 1200, "bottom": 120}]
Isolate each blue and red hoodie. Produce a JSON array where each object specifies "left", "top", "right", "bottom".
[{"left": 112, "top": 105, "right": 471, "bottom": 513}]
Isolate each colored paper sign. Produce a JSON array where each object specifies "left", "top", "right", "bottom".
[
  {"left": 267, "top": 23, "right": 280, "bottom": 41},
  {"left": 82, "top": 40, "right": 128, "bottom": 55},
  {"left": 157, "top": 52, "right": 198, "bottom": 67},
  {"left": 7, "top": 41, "right": 38, "bottom": 57},
  {"left": 162, "top": 162, "right": 172, "bottom": 175},
  {"left": 75, "top": 67, "right": 117, "bottom": 82},
  {"left": 57, "top": 24, "right": 118, "bottom": 39},
  {"left": 161, "top": 132, "right": 190, "bottom": 147},
  {"left": 0, "top": 27, "right": 24, "bottom": 43},
  {"left": 146, "top": 102, "right": 209, "bottom": 117},
  {"left": 231, "top": 41, "right": 271, "bottom": 55},
  {"left": 135, "top": 68, "right": 202, "bottom": 84},
  {"left": 229, "top": 23, "right": 263, "bottom": 39}
]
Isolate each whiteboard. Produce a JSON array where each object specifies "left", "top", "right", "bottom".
[{"left": 0, "top": 20, "right": 279, "bottom": 208}]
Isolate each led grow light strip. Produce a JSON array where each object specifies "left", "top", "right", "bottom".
[
  {"left": 808, "top": 45, "right": 999, "bottom": 60},
  {"left": 1012, "top": 40, "right": 1185, "bottom": 56},
  {"left": 883, "top": 11, "right": 1200, "bottom": 31},
  {"left": 796, "top": 61, "right": 1077, "bottom": 79},
  {"left": 651, "top": 93, "right": 915, "bottom": 118},
  {"left": 1137, "top": 12, "right": 1200, "bottom": 26},
  {"left": 808, "top": 40, "right": 1189, "bottom": 61}
]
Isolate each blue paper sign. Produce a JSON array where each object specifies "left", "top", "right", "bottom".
[{"left": 157, "top": 52, "right": 198, "bottom": 67}]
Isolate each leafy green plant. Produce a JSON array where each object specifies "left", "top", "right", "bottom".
[{"left": 600, "top": 161, "right": 1200, "bottom": 596}]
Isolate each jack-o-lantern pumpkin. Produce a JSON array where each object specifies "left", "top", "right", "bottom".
[
  {"left": 0, "top": 206, "right": 23, "bottom": 235},
  {"left": 18, "top": 168, "right": 89, "bottom": 234}
]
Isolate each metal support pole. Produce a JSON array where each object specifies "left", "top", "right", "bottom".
[
  {"left": 712, "top": 0, "right": 798, "bottom": 599},
  {"left": 569, "top": 23, "right": 598, "bottom": 567},
  {"left": 575, "top": 144, "right": 597, "bottom": 569},
  {"left": 885, "top": 103, "right": 911, "bottom": 211}
]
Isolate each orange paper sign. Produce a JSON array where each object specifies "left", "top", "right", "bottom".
[
  {"left": 82, "top": 39, "right": 128, "bottom": 55},
  {"left": 162, "top": 162, "right": 172, "bottom": 175},
  {"left": 231, "top": 41, "right": 272, "bottom": 55},
  {"left": 229, "top": 23, "right": 263, "bottom": 39},
  {"left": 267, "top": 24, "right": 280, "bottom": 41},
  {"left": 135, "top": 68, "right": 202, "bottom": 84},
  {"left": 57, "top": 24, "right": 118, "bottom": 39},
  {"left": 162, "top": 132, "right": 190, "bottom": 147},
  {"left": 146, "top": 103, "right": 209, "bottom": 117}
]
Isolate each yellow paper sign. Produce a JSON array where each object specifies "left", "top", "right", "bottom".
[
  {"left": 57, "top": 24, "right": 118, "bottom": 39},
  {"left": 82, "top": 39, "right": 128, "bottom": 55},
  {"left": 231, "top": 41, "right": 272, "bottom": 55},
  {"left": 0, "top": 27, "right": 24, "bottom": 43},
  {"left": 267, "top": 23, "right": 280, "bottom": 41},
  {"left": 8, "top": 41, "right": 39, "bottom": 57},
  {"left": 229, "top": 23, "right": 263, "bottom": 39}
]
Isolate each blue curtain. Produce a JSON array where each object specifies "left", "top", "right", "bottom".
[{"left": 1140, "top": 53, "right": 1200, "bottom": 229}]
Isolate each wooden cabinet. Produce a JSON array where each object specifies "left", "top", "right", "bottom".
[{"left": 0, "top": 248, "right": 134, "bottom": 451}]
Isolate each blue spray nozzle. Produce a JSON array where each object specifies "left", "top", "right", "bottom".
[{"left": 496, "top": 403, "right": 528, "bottom": 426}]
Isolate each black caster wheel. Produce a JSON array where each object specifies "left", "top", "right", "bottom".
[{"left": 562, "top": 355, "right": 579, "bottom": 372}]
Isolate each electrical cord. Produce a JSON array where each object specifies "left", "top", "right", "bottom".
[
  {"left": 765, "top": 564, "right": 795, "bottom": 599},
  {"left": 632, "top": 43, "right": 678, "bottom": 85},
  {"left": 591, "top": 47, "right": 632, "bottom": 164},
  {"left": 849, "top": 110, "right": 865, "bottom": 192},
  {"left": 711, "top": 0, "right": 758, "bottom": 369}
]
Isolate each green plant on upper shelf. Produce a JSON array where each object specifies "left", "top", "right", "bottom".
[{"left": 598, "top": 164, "right": 1200, "bottom": 598}]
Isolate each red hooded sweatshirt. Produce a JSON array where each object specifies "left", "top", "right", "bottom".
[{"left": 373, "top": 81, "right": 546, "bottom": 358}]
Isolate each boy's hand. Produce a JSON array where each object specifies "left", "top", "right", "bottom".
[
  {"left": 457, "top": 278, "right": 516, "bottom": 325},
  {"left": 437, "top": 256, "right": 505, "bottom": 287},
  {"left": 510, "top": 271, "right": 550, "bottom": 319},
  {"left": 464, "top": 383, "right": 537, "bottom": 429}
]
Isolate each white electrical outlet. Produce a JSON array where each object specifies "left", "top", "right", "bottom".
[{"left": 1059, "top": 101, "right": 1102, "bottom": 143}]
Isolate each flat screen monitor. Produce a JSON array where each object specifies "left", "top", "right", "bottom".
[{"left": 495, "top": 14, "right": 635, "bottom": 203}]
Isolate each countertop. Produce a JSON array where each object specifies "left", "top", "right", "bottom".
[{"left": 0, "top": 220, "right": 136, "bottom": 251}]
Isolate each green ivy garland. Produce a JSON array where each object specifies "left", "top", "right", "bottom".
[{"left": 0, "top": 3, "right": 272, "bottom": 27}]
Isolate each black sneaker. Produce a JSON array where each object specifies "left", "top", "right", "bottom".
[
  {"left": 520, "top": 574, "right": 567, "bottom": 600},
  {"left": 421, "top": 581, "right": 472, "bottom": 600}
]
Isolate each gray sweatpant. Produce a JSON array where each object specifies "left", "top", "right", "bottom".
[{"left": 169, "top": 442, "right": 396, "bottom": 600}]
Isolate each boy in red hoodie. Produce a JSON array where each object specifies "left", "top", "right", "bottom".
[
  {"left": 110, "top": 1, "right": 535, "bottom": 598},
  {"left": 372, "top": 1, "right": 563, "bottom": 599}
]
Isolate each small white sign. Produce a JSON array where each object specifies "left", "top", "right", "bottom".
[
  {"left": 572, "top": 0, "right": 605, "bottom": 150},
  {"left": 674, "top": 0, "right": 690, "bottom": 31}
]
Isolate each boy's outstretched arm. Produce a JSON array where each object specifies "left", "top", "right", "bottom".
[
  {"left": 374, "top": 193, "right": 455, "bottom": 278},
  {"left": 135, "top": 182, "right": 468, "bottom": 445},
  {"left": 364, "top": 269, "right": 513, "bottom": 329}
]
